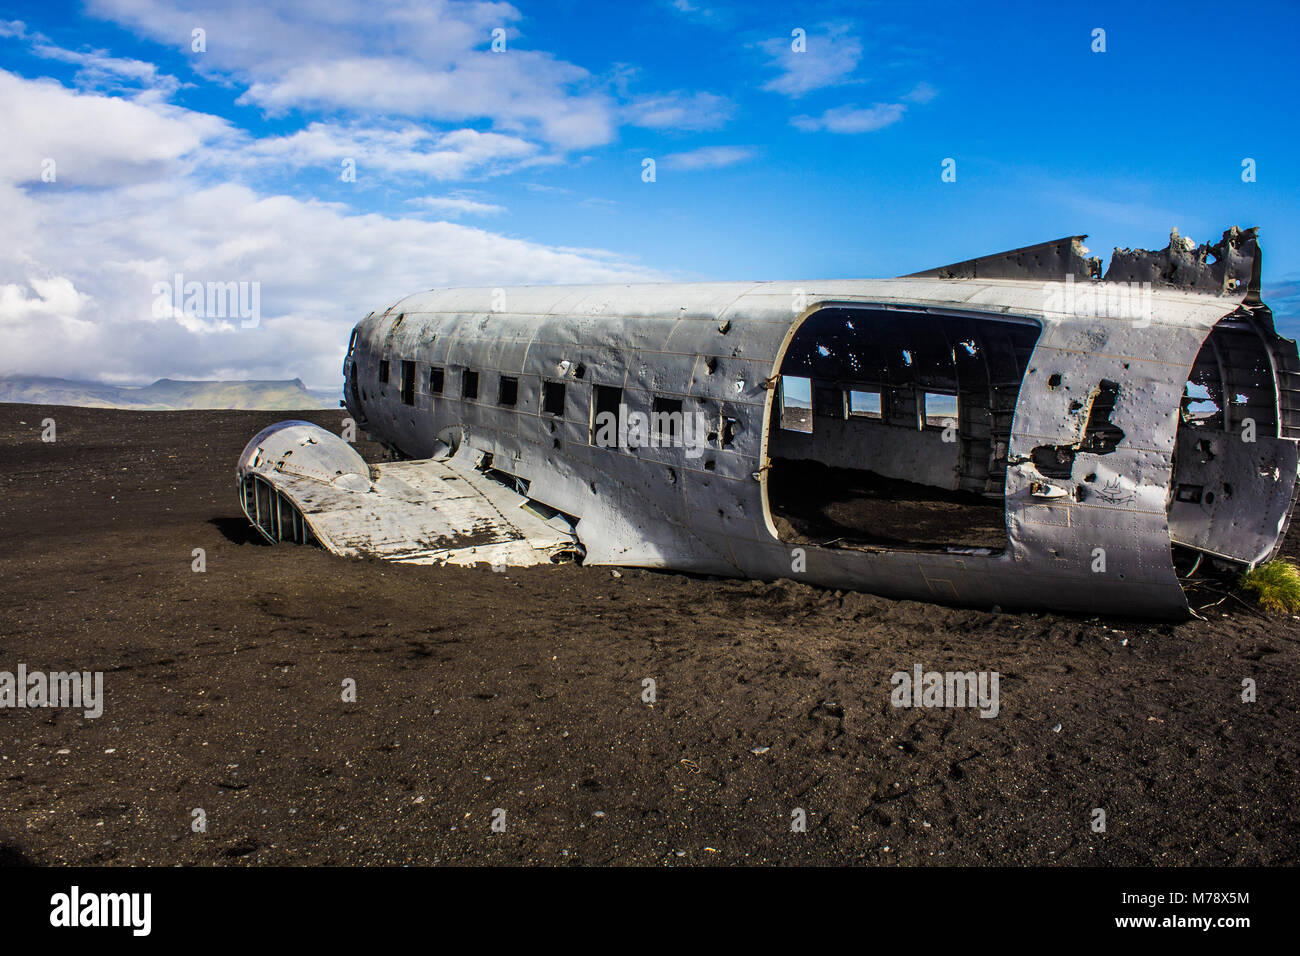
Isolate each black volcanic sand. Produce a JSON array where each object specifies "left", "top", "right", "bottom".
[
  {"left": 769, "top": 458, "right": 1007, "bottom": 551},
  {"left": 0, "top": 403, "right": 1297, "bottom": 866}
]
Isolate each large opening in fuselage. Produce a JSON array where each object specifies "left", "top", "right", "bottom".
[
  {"left": 765, "top": 307, "right": 1041, "bottom": 553},
  {"left": 1169, "top": 308, "right": 1300, "bottom": 566}
]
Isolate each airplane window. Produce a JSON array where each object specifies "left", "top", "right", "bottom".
[
  {"left": 923, "top": 392, "right": 958, "bottom": 429},
  {"left": 542, "top": 381, "right": 565, "bottom": 417},
  {"left": 780, "top": 376, "right": 813, "bottom": 433},
  {"left": 846, "top": 389, "right": 882, "bottom": 420},
  {"left": 498, "top": 376, "right": 518, "bottom": 407}
]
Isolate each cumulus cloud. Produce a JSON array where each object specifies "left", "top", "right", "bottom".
[
  {"left": 0, "top": 275, "right": 88, "bottom": 318},
  {"left": 0, "top": 70, "right": 233, "bottom": 186},
  {"left": 0, "top": 69, "right": 661, "bottom": 387},
  {"left": 84, "top": 0, "right": 619, "bottom": 149},
  {"left": 0, "top": 3, "right": 737, "bottom": 388}
]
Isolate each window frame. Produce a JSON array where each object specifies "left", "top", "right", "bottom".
[
  {"left": 541, "top": 380, "right": 566, "bottom": 417},
  {"left": 921, "top": 390, "right": 959, "bottom": 430},
  {"left": 498, "top": 375, "right": 519, "bottom": 407},
  {"left": 779, "top": 375, "right": 814, "bottom": 434},
  {"left": 844, "top": 388, "right": 884, "bottom": 421}
]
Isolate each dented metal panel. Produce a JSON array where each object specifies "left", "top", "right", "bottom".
[
  {"left": 1105, "top": 226, "right": 1260, "bottom": 295},
  {"left": 240, "top": 226, "right": 1300, "bottom": 618},
  {"left": 236, "top": 422, "right": 575, "bottom": 567},
  {"left": 905, "top": 235, "right": 1102, "bottom": 281}
]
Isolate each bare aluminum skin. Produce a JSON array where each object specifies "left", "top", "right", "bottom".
[{"left": 238, "top": 228, "right": 1300, "bottom": 618}]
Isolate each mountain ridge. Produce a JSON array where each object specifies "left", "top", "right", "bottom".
[{"left": 0, "top": 376, "right": 337, "bottom": 410}]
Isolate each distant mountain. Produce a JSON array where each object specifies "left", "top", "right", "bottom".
[{"left": 0, "top": 376, "right": 339, "bottom": 410}]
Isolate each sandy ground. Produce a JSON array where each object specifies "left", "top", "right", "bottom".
[{"left": 0, "top": 403, "right": 1297, "bottom": 866}]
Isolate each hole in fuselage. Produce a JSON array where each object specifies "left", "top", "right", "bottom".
[
  {"left": 765, "top": 307, "right": 1041, "bottom": 554},
  {"left": 1168, "top": 308, "right": 1295, "bottom": 567}
]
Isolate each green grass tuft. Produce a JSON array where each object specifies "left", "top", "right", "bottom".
[{"left": 1240, "top": 559, "right": 1300, "bottom": 614}]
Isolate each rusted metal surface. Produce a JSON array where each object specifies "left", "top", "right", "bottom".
[{"left": 239, "top": 226, "right": 1300, "bottom": 618}]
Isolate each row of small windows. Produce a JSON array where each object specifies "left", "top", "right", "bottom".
[
  {"left": 379, "top": 358, "right": 566, "bottom": 416},
  {"left": 779, "top": 375, "right": 958, "bottom": 434},
  {"left": 373, "top": 359, "right": 734, "bottom": 455},
  {"left": 375, "top": 359, "right": 699, "bottom": 447}
]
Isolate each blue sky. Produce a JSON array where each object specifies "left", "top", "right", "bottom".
[{"left": 1, "top": 0, "right": 1297, "bottom": 388}]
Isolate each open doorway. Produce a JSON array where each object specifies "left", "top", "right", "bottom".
[{"left": 766, "top": 306, "right": 1041, "bottom": 553}]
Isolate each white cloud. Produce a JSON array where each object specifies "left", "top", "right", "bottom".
[
  {"left": 665, "top": 0, "right": 725, "bottom": 25},
  {"left": 31, "top": 42, "right": 177, "bottom": 93},
  {"left": 0, "top": 275, "right": 97, "bottom": 341},
  {"left": 0, "top": 69, "right": 232, "bottom": 186},
  {"left": 1, "top": 18, "right": 179, "bottom": 93},
  {"left": 760, "top": 24, "right": 862, "bottom": 98},
  {"left": 0, "top": 68, "right": 661, "bottom": 388},
  {"left": 238, "top": 55, "right": 615, "bottom": 150},
  {"left": 237, "top": 123, "right": 552, "bottom": 181},
  {"left": 37, "top": 2, "right": 737, "bottom": 157},
  {"left": 624, "top": 91, "right": 734, "bottom": 131},
  {"left": 409, "top": 195, "right": 507, "bottom": 217},
  {"left": 661, "top": 146, "right": 755, "bottom": 171},
  {"left": 904, "top": 81, "right": 938, "bottom": 104},
  {"left": 791, "top": 103, "right": 907, "bottom": 134},
  {"left": 85, "top": 0, "right": 619, "bottom": 149}
]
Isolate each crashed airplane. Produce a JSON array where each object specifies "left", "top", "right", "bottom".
[{"left": 237, "top": 226, "right": 1300, "bottom": 617}]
